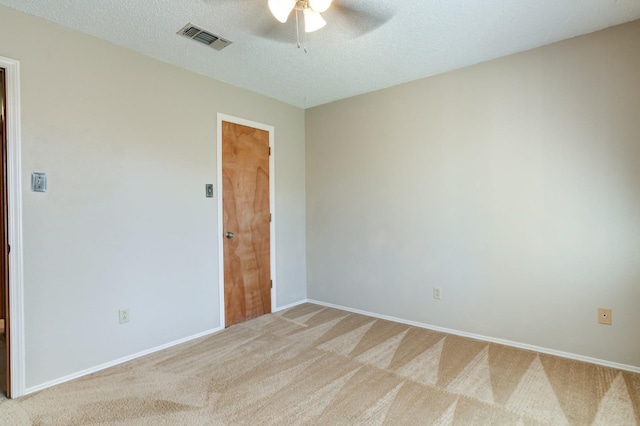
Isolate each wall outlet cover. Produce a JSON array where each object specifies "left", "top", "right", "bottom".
[
  {"left": 598, "top": 308, "right": 612, "bottom": 325},
  {"left": 119, "top": 308, "right": 130, "bottom": 324},
  {"left": 433, "top": 287, "right": 442, "bottom": 300}
]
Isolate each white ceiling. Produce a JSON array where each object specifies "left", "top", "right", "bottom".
[{"left": 3, "top": 0, "right": 640, "bottom": 108}]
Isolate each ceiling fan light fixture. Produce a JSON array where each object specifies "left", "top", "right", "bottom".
[
  {"left": 303, "top": 7, "right": 326, "bottom": 33},
  {"left": 309, "top": 0, "right": 332, "bottom": 13},
  {"left": 268, "top": 0, "right": 296, "bottom": 23}
]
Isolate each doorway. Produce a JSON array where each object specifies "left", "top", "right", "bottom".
[{"left": 217, "top": 114, "right": 275, "bottom": 328}]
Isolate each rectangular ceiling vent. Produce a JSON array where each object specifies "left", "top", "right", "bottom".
[{"left": 177, "top": 23, "right": 232, "bottom": 51}]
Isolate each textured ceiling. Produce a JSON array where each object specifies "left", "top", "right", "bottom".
[{"left": 2, "top": 0, "right": 640, "bottom": 108}]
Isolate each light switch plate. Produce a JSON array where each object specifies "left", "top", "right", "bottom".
[
  {"left": 32, "top": 172, "right": 47, "bottom": 192},
  {"left": 206, "top": 184, "right": 214, "bottom": 198}
]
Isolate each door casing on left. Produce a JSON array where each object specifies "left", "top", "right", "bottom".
[
  {"left": 0, "top": 66, "right": 8, "bottom": 397},
  {"left": 0, "top": 55, "right": 25, "bottom": 399}
]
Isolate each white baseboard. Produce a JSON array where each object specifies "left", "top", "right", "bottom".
[
  {"left": 24, "top": 327, "right": 223, "bottom": 395},
  {"left": 23, "top": 300, "right": 309, "bottom": 396},
  {"left": 308, "top": 299, "right": 640, "bottom": 374},
  {"left": 273, "top": 298, "right": 310, "bottom": 313},
  {"left": 25, "top": 297, "right": 637, "bottom": 396}
]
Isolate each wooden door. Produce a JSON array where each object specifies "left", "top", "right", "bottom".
[{"left": 222, "top": 121, "right": 271, "bottom": 327}]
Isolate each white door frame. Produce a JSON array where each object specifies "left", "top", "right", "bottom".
[
  {"left": 0, "top": 56, "right": 25, "bottom": 398},
  {"left": 216, "top": 113, "right": 276, "bottom": 328}
]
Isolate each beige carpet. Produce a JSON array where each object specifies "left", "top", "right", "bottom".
[{"left": 0, "top": 303, "right": 638, "bottom": 425}]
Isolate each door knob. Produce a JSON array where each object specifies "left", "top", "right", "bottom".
[{"left": 225, "top": 232, "right": 235, "bottom": 239}]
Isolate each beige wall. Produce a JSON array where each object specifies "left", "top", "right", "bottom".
[
  {"left": 306, "top": 21, "right": 640, "bottom": 367},
  {"left": 0, "top": 5, "right": 306, "bottom": 389}
]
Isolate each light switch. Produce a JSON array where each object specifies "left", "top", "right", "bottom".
[
  {"left": 205, "top": 184, "right": 214, "bottom": 198},
  {"left": 32, "top": 172, "right": 47, "bottom": 192}
]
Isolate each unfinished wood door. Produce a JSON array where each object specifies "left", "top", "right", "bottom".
[{"left": 222, "top": 121, "right": 271, "bottom": 327}]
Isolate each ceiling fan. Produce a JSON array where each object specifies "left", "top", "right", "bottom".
[
  {"left": 265, "top": 0, "right": 392, "bottom": 50},
  {"left": 268, "top": 0, "right": 332, "bottom": 33}
]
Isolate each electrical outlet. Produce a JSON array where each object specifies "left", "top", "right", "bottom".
[
  {"left": 598, "top": 308, "right": 611, "bottom": 325},
  {"left": 433, "top": 287, "right": 442, "bottom": 300},
  {"left": 119, "top": 308, "right": 130, "bottom": 324}
]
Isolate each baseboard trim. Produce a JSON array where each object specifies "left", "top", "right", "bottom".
[
  {"left": 24, "top": 326, "right": 223, "bottom": 396},
  {"left": 273, "top": 298, "right": 309, "bottom": 313},
  {"left": 25, "top": 298, "right": 637, "bottom": 395},
  {"left": 23, "top": 300, "right": 310, "bottom": 396},
  {"left": 308, "top": 299, "right": 640, "bottom": 374}
]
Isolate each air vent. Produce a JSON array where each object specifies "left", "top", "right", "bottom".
[{"left": 177, "top": 23, "right": 232, "bottom": 51}]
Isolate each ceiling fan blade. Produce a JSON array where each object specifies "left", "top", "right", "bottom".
[
  {"left": 327, "top": 1, "right": 394, "bottom": 38},
  {"left": 199, "top": 0, "right": 394, "bottom": 43},
  {"left": 199, "top": 0, "right": 255, "bottom": 6},
  {"left": 252, "top": 14, "right": 300, "bottom": 43},
  {"left": 197, "top": 0, "right": 298, "bottom": 43}
]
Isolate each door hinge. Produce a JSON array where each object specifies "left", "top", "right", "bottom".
[
  {"left": 269, "top": 147, "right": 271, "bottom": 156},
  {"left": 270, "top": 279, "right": 273, "bottom": 289},
  {"left": 269, "top": 213, "right": 272, "bottom": 222}
]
